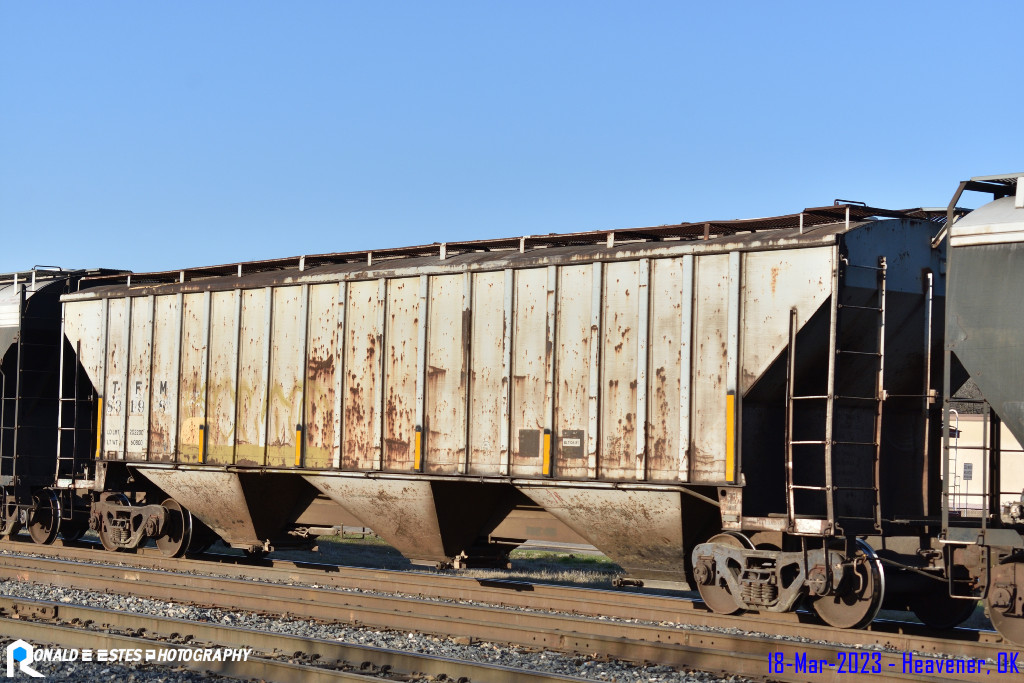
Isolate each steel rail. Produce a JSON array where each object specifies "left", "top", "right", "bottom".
[
  {"left": 4, "top": 537, "right": 713, "bottom": 622},
  {"left": 0, "top": 552, "right": 1014, "bottom": 681},
  {"left": 0, "top": 595, "right": 585, "bottom": 683},
  {"left": 0, "top": 538, "right": 1009, "bottom": 654}
]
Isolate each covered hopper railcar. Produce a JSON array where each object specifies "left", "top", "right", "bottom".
[
  {"left": 57, "top": 202, "right": 947, "bottom": 618},
  {"left": 9, "top": 177, "right": 1024, "bottom": 643},
  {"left": 939, "top": 174, "right": 1024, "bottom": 644},
  {"left": 0, "top": 268, "right": 116, "bottom": 544}
]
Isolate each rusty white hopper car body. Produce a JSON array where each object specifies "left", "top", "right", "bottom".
[
  {"left": 8, "top": 177, "right": 1024, "bottom": 643},
  {"left": 59, "top": 202, "right": 947, "bottom": 603}
]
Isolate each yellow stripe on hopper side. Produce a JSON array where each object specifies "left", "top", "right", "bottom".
[
  {"left": 414, "top": 430, "right": 422, "bottom": 471},
  {"left": 542, "top": 432, "right": 552, "bottom": 476},
  {"left": 295, "top": 429, "right": 302, "bottom": 467},
  {"left": 725, "top": 393, "right": 736, "bottom": 482},
  {"left": 95, "top": 398, "right": 103, "bottom": 459}
]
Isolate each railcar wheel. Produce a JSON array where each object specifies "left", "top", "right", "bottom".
[
  {"left": 185, "top": 518, "right": 217, "bottom": 556},
  {"left": 988, "top": 598, "right": 1024, "bottom": 646},
  {"left": 155, "top": 499, "right": 192, "bottom": 558},
  {"left": 695, "top": 532, "right": 753, "bottom": 615},
  {"left": 908, "top": 593, "right": 978, "bottom": 629},
  {"left": 809, "top": 540, "right": 885, "bottom": 629},
  {"left": 98, "top": 493, "right": 130, "bottom": 552},
  {"left": 27, "top": 491, "right": 60, "bottom": 545},
  {"left": 986, "top": 561, "right": 1024, "bottom": 646}
]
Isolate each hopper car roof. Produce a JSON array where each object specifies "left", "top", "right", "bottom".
[{"left": 64, "top": 203, "right": 946, "bottom": 300}]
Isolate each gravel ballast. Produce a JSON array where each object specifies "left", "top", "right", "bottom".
[{"left": 0, "top": 577, "right": 753, "bottom": 682}]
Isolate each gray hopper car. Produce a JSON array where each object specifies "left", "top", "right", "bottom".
[{"left": 8, "top": 175, "right": 1024, "bottom": 643}]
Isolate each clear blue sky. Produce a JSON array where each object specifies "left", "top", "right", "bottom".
[{"left": 1, "top": 3, "right": 1021, "bottom": 274}]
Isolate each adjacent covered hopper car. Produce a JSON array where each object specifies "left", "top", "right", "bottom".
[{"left": 2, "top": 173, "right": 1024, "bottom": 642}]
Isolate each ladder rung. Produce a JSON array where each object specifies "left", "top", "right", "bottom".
[
  {"left": 790, "top": 485, "right": 827, "bottom": 491},
  {"left": 844, "top": 263, "right": 886, "bottom": 271},
  {"left": 790, "top": 440, "right": 828, "bottom": 445},
  {"left": 835, "top": 395, "right": 878, "bottom": 402},
  {"left": 833, "top": 441, "right": 878, "bottom": 447},
  {"left": 792, "top": 395, "right": 829, "bottom": 400},
  {"left": 838, "top": 515, "right": 878, "bottom": 521},
  {"left": 839, "top": 304, "right": 882, "bottom": 312},
  {"left": 837, "top": 350, "right": 880, "bottom": 356}
]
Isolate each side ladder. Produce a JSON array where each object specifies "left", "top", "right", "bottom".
[{"left": 785, "top": 256, "right": 886, "bottom": 534}]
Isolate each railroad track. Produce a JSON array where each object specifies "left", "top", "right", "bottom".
[
  {"left": 0, "top": 595, "right": 584, "bottom": 682},
  {"left": 0, "top": 539, "right": 1020, "bottom": 681},
  {"left": 0, "top": 536, "right": 1003, "bottom": 652}
]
